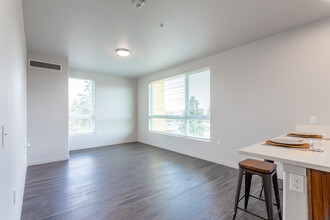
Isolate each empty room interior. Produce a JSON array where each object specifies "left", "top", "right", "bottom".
[{"left": 2, "top": 0, "right": 330, "bottom": 219}]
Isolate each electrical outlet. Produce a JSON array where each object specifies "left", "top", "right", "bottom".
[
  {"left": 310, "top": 116, "right": 317, "bottom": 124},
  {"left": 290, "top": 173, "right": 304, "bottom": 193},
  {"left": 216, "top": 139, "right": 221, "bottom": 145},
  {"left": 25, "top": 143, "right": 31, "bottom": 154}
]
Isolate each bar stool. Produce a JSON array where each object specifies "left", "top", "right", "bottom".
[{"left": 233, "top": 159, "right": 282, "bottom": 220}]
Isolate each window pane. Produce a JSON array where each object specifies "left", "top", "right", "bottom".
[
  {"left": 151, "top": 118, "right": 185, "bottom": 135},
  {"left": 69, "top": 118, "right": 93, "bottom": 134},
  {"left": 69, "top": 78, "right": 94, "bottom": 134},
  {"left": 69, "top": 78, "right": 93, "bottom": 116},
  {"left": 149, "top": 68, "right": 210, "bottom": 139},
  {"left": 188, "top": 70, "right": 210, "bottom": 117},
  {"left": 152, "top": 76, "right": 185, "bottom": 116},
  {"left": 188, "top": 119, "right": 210, "bottom": 139}
]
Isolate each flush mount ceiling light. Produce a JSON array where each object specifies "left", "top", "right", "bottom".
[
  {"left": 131, "top": 0, "right": 146, "bottom": 9},
  {"left": 116, "top": 48, "right": 131, "bottom": 57}
]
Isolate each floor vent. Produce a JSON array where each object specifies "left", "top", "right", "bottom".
[{"left": 29, "top": 60, "right": 62, "bottom": 71}]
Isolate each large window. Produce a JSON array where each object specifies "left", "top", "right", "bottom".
[
  {"left": 149, "top": 68, "right": 210, "bottom": 139},
  {"left": 69, "top": 78, "right": 95, "bottom": 135}
]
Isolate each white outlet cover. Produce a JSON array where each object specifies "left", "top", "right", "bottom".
[
  {"left": 290, "top": 173, "right": 304, "bottom": 193},
  {"left": 310, "top": 115, "right": 317, "bottom": 124}
]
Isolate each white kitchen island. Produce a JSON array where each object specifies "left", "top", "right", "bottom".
[{"left": 239, "top": 132, "right": 330, "bottom": 220}]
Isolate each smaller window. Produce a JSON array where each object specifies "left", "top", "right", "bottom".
[{"left": 69, "top": 78, "right": 95, "bottom": 135}]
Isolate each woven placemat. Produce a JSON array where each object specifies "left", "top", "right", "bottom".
[
  {"left": 266, "top": 140, "right": 309, "bottom": 148},
  {"left": 287, "top": 133, "right": 322, "bottom": 138}
]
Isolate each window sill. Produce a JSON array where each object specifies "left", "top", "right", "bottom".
[
  {"left": 149, "top": 130, "right": 210, "bottom": 142},
  {"left": 69, "top": 132, "right": 95, "bottom": 136}
]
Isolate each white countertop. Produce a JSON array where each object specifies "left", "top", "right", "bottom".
[{"left": 239, "top": 134, "right": 330, "bottom": 172}]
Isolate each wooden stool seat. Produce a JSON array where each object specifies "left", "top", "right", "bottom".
[{"left": 239, "top": 159, "right": 277, "bottom": 174}]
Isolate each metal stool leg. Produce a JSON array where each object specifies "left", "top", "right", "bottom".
[
  {"left": 263, "top": 174, "right": 274, "bottom": 220},
  {"left": 233, "top": 168, "right": 244, "bottom": 220},
  {"left": 259, "top": 183, "right": 264, "bottom": 197},
  {"left": 272, "top": 172, "right": 282, "bottom": 220},
  {"left": 244, "top": 172, "right": 252, "bottom": 209},
  {"left": 260, "top": 160, "right": 274, "bottom": 197}
]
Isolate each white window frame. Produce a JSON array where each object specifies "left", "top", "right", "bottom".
[
  {"left": 149, "top": 67, "right": 210, "bottom": 140},
  {"left": 69, "top": 77, "right": 96, "bottom": 136}
]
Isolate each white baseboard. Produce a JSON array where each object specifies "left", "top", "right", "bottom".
[
  {"left": 137, "top": 141, "right": 286, "bottom": 179},
  {"left": 69, "top": 141, "right": 137, "bottom": 151},
  {"left": 28, "top": 155, "right": 70, "bottom": 166},
  {"left": 137, "top": 140, "right": 238, "bottom": 169}
]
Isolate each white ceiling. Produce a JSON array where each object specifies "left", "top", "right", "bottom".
[{"left": 22, "top": 0, "right": 330, "bottom": 78}]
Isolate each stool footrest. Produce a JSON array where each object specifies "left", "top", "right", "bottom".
[
  {"left": 237, "top": 195, "right": 281, "bottom": 220},
  {"left": 237, "top": 207, "right": 268, "bottom": 220},
  {"left": 239, "top": 194, "right": 280, "bottom": 207}
]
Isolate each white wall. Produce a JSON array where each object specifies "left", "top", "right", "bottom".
[
  {"left": 27, "top": 53, "right": 69, "bottom": 165},
  {"left": 69, "top": 69, "right": 137, "bottom": 150},
  {"left": 138, "top": 18, "right": 330, "bottom": 169},
  {"left": 0, "top": 0, "right": 27, "bottom": 219}
]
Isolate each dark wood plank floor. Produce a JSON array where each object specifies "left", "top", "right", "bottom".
[{"left": 22, "top": 142, "right": 282, "bottom": 220}]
